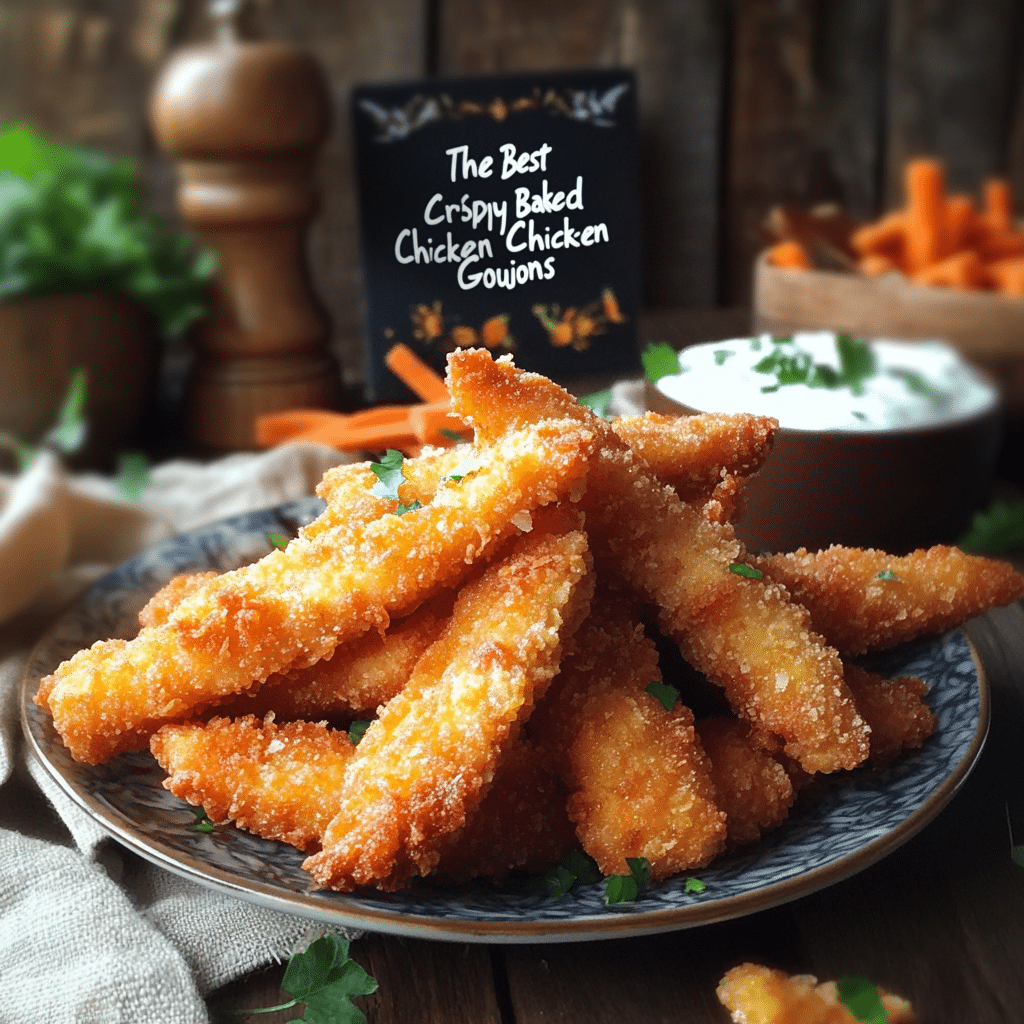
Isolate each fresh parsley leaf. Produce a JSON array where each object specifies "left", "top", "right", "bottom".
[
  {"left": 713, "top": 349, "right": 733, "bottom": 366},
  {"left": 348, "top": 720, "right": 372, "bottom": 745},
  {"left": 188, "top": 807, "right": 214, "bottom": 833},
  {"left": 43, "top": 367, "right": 88, "bottom": 455},
  {"left": 646, "top": 680, "right": 679, "bottom": 711},
  {"left": 835, "top": 330, "right": 877, "bottom": 393},
  {"left": 876, "top": 568, "right": 902, "bottom": 582},
  {"left": 729, "top": 563, "right": 763, "bottom": 579},
  {"left": 641, "top": 341, "right": 681, "bottom": 382},
  {"left": 958, "top": 498, "right": 1024, "bottom": 555},
  {"left": 269, "top": 934, "right": 377, "bottom": 1024},
  {"left": 536, "top": 851, "right": 601, "bottom": 895},
  {"left": 266, "top": 531, "right": 291, "bottom": 550},
  {"left": 836, "top": 978, "right": 889, "bottom": 1024},
  {"left": 604, "top": 857, "right": 651, "bottom": 905},
  {"left": 684, "top": 877, "right": 707, "bottom": 894},
  {"left": 579, "top": 388, "right": 612, "bottom": 417},
  {"left": 370, "top": 449, "right": 422, "bottom": 514},
  {"left": 888, "top": 366, "right": 942, "bottom": 401},
  {"left": 115, "top": 450, "right": 151, "bottom": 502}
]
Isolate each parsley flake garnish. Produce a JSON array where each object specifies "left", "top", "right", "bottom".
[
  {"left": 641, "top": 341, "right": 681, "bottom": 382},
  {"left": 266, "top": 530, "right": 291, "bottom": 550},
  {"left": 187, "top": 807, "right": 214, "bottom": 833},
  {"left": 348, "top": 720, "right": 372, "bottom": 745},
  {"left": 579, "top": 388, "right": 612, "bottom": 417},
  {"left": 684, "top": 877, "right": 707, "bottom": 894},
  {"left": 646, "top": 680, "right": 680, "bottom": 711},
  {"left": 753, "top": 330, "right": 878, "bottom": 396},
  {"left": 876, "top": 568, "right": 902, "bottom": 582},
  {"left": 836, "top": 978, "right": 889, "bottom": 1024},
  {"left": 713, "top": 349, "right": 733, "bottom": 366},
  {"left": 370, "top": 449, "right": 422, "bottom": 514},
  {"left": 535, "top": 850, "right": 601, "bottom": 896},
  {"left": 729, "top": 563, "right": 763, "bottom": 580},
  {"left": 604, "top": 857, "right": 651, "bottom": 904}
]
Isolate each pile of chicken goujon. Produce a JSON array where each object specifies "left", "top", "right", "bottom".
[{"left": 37, "top": 348, "right": 1024, "bottom": 895}]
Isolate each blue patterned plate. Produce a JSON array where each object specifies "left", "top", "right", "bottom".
[{"left": 22, "top": 498, "right": 989, "bottom": 943}]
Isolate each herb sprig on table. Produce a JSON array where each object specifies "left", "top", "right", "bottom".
[{"left": 226, "top": 934, "right": 377, "bottom": 1023}]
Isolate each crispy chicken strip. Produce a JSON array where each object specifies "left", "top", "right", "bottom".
[
  {"left": 717, "top": 963, "right": 917, "bottom": 1024},
  {"left": 752, "top": 545, "right": 1024, "bottom": 655},
  {"left": 138, "top": 572, "right": 219, "bottom": 629},
  {"left": 610, "top": 411, "right": 778, "bottom": 503},
  {"left": 843, "top": 663, "right": 936, "bottom": 767},
  {"left": 433, "top": 737, "right": 577, "bottom": 882},
  {"left": 151, "top": 714, "right": 356, "bottom": 853},
  {"left": 448, "top": 349, "right": 869, "bottom": 774},
  {"left": 695, "top": 716, "right": 796, "bottom": 847},
  {"left": 38, "top": 418, "right": 596, "bottom": 764},
  {"left": 214, "top": 602, "right": 448, "bottom": 721},
  {"left": 531, "top": 596, "right": 727, "bottom": 880},
  {"left": 302, "top": 522, "right": 595, "bottom": 891}
]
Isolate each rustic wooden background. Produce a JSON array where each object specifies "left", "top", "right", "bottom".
[{"left": 2, "top": 0, "right": 1023, "bottom": 394}]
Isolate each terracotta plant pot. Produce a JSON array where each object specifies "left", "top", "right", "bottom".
[{"left": 0, "top": 290, "right": 158, "bottom": 469}]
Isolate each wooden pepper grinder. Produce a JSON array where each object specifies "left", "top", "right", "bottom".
[{"left": 150, "top": 0, "right": 342, "bottom": 451}]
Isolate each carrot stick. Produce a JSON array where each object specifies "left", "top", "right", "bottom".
[
  {"left": 767, "top": 240, "right": 811, "bottom": 269},
  {"left": 254, "top": 409, "right": 342, "bottom": 448},
  {"left": 985, "top": 256, "right": 1024, "bottom": 296},
  {"left": 944, "top": 193, "right": 979, "bottom": 255},
  {"left": 912, "top": 250, "right": 985, "bottom": 290},
  {"left": 384, "top": 343, "right": 450, "bottom": 403},
  {"left": 983, "top": 177, "right": 1013, "bottom": 232},
  {"left": 904, "top": 158, "right": 946, "bottom": 272},
  {"left": 255, "top": 405, "right": 417, "bottom": 448},
  {"left": 850, "top": 211, "right": 907, "bottom": 264},
  {"left": 857, "top": 253, "right": 899, "bottom": 277},
  {"left": 408, "top": 401, "right": 472, "bottom": 446}
]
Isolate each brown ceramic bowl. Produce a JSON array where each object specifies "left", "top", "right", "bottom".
[{"left": 646, "top": 368, "right": 1003, "bottom": 556}]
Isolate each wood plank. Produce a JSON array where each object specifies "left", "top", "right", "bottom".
[
  {"left": 435, "top": 0, "right": 728, "bottom": 311},
  {"left": 725, "top": 0, "right": 887, "bottom": 304},
  {"left": 792, "top": 604, "right": 1024, "bottom": 1023},
  {"left": 0, "top": 0, "right": 427, "bottom": 398},
  {"left": 502, "top": 907, "right": 808, "bottom": 1024},
  {"left": 209, "top": 933, "right": 503, "bottom": 1024},
  {"left": 885, "top": 0, "right": 1023, "bottom": 204}
]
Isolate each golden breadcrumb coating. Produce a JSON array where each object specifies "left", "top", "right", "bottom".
[
  {"left": 433, "top": 738, "right": 576, "bottom": 882},
  {"left": 843, "top": 663, "right": 936, "bottom": 767},
  {"left": 610, "top": 410, "right": 778, "bottom": 503},
  {"left": 696, "top": 716, "right": 796, "bottom": 847},
  {"left": 215, "top": 602, "right": 448, "bottom": 721},
  {"left": 303, "top": 524, "right": 595, "bottom": 891},
  {"left": 150, "top": 715, "right": 355, "bottom": 852},
  {"left": 752, "top": 545, "right": 1024, "bottom": 655},
  {"left": 717, "top": 962, "right": 916, "bottom": 1023},
  {"left": 37, "top": 418, "right": 596, "bottom": 764},
  {"left": 532, "top": 597, "right": 727, "bottom": 879},
  {"left": 447, "top": 349, "right": 869, "bottom": 775}
]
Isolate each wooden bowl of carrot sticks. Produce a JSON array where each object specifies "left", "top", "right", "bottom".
[{"left": 756, "top": 158, "right": 1024, "bottom": 414}]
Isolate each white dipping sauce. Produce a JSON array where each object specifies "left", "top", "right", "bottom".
[{"left": 655, "top": 331, "right": 998, "bottom": 431}]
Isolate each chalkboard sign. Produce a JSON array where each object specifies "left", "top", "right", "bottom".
[{"left": 352, "top": 69, "right": 641, "bottom": 403}]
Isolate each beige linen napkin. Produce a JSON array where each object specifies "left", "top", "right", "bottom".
[{"left": 0, "top": 441, "right": 360, "bottom": 1023}]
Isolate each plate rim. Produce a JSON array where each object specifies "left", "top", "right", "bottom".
[{"left": 20, "top": 505, "right": 992, "bottom": 944}]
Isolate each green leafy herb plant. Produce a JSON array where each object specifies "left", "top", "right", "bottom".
[{"left": 0, "top": 124, "right": 214, "bottom": 338}]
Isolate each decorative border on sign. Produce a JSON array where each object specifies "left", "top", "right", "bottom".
[{"left": 357, "top": 83, "right": 632, "bottom": 143}]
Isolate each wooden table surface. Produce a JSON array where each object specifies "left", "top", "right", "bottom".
[{"left": 208, "top": 592, "right": 1024, "bottom": 1024}]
